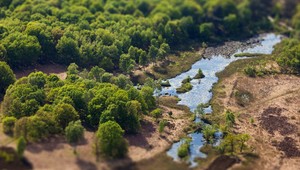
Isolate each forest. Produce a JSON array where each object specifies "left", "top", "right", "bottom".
[{"left": 0, "top": 0, "right": 300, "bottom": 170}]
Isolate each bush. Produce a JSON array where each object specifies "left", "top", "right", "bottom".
[
  {"left": 150, "top": 108, "right": 162, "bottom": 119},
  {"left": 17, "top": 136, "right": 26, "bottom": 158},
  {"left": 225, "top": 110, "right": 235, "bottom": 127},
  {"left": 244, "top": 66, "right": 256, "bottom": 77},
  {"left": 181, "top": 76, "right": 192, "bottom": 84},
  {"left": 176, "top": 82, "right": 193, "bottom": 93},
  {"left": 178, "top": 139, "right": 191, "bottom": 158},
  {"left": 2, "top": 117, "right": 17, "bottom": 134},
  {"left": 202, "top": 125, "right": 217, "bottom": 143},
  {"left": 159, "top": 120, "right": 167, "bottom": 133}
]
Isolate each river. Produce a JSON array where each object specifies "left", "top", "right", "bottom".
[{"left": 161, "top": 33, "right": 282, "bottom": 167}]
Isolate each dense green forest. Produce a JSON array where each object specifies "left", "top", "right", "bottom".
[
  {"left": 1, "top": 63, "right": 157, "bottom": 157},
  {"left": 0, "top": 0, "right": 274, "bottom": 71}
]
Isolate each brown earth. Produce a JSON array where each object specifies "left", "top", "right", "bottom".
[
  {"left": 14, "top": 64, "right": 67, "bottom": 80},
  {"left": 0, "top": 96, "right": 192, "bottom": 170},
  {"left": 213, "top": 73, "right": 300, "bottom": 170}
]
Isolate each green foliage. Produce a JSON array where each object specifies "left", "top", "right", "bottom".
[
  {"left": 193, "top": 69, "right": 205, "bottom": 79},
  {"left": 150, "top": 108, "right": 162, "bottom": 119},
  {"left": 181, "top": 76, "right": 192, "bottom": 84},
  {"left": 2, "top": 116, "right": 17, "bottom": 134},
  {"left": 275, "top": 39, "right": 300, "bottom": 73},
  {"left": 159, "top": 119, "right": 167, "bottom": 133},
  {"left": 0, "top": 61, "right": 15, "bottom": 97},
  {"left": 178, "top": 139, "right": 191, "bottom": 158},
  {"left": 244, "top": 66, "right": 257, "bottom": 77},
  {"left": 0, "top": 0, "right": 270, "bottom": 71},
  {"left": 202, "top": 125, "right": 217, "bottom": 143},
  {"left": 176, "top": 82, "right": 193, "bottom": 93},
  {"left": 96, "top": 121, "right": 128, "bottom": 158},
  {"left": 65, "top": 120, "right": 84, "bottom": 144},
  {"left": 1, "top": 58, "right": 152, "bottom": 144},
  {"left": 225, "top": 110, "right": 235, "bottom": 127},
  {"left": 1, "top": 32, "right": 41, "bottom": 67},
  {"left": 54, "top": 103, "right": 79, "bottom": 129},
  {"left": 218, "top": 133, "right": 250, "bottom": 154},
  {"left": 16, "top": 136, "right": 26, "bottom": 158}
]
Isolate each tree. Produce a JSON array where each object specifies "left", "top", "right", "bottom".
[
  {"left": 202, "top": 125, "right": 217, "bottom": 143},
  {"left": 125, "top": 100, "right": 142, "bottom": 133},
  {"left": 2, "top": 32, "right": 41, "bottom": 67},
  {"left": 65, "top": 120, "right": 84, "bottom": 153},
  {"left": 119, "top": 54, "right": 135, "bottom": 73},
  {"left": 95, "top": 121, "right": 128, "bottom": 158},
  {"left": 17, "top": 136, "right": 26, "bottom": 158},
  {"left": 237, "top": 134, "right": 250, "bottom": 152},
  {"left": 28, "top": 71, "right": 47, "bottom": 89},
  {"left": 0, "top": 61, "right": 15, "bottom": 97},
  {"left": 141, "top": 86, "right": 156, "bottom": 110},
  {"left": 56, "top": 36, "right": 80, "bottom": 64},
  {"left": 54, "top": 103, "right": 79, "bottom": 129}
]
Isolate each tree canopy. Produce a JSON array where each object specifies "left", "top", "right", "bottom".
[{"left": 0, "top": 0, "right": 272, "bottom": 72}]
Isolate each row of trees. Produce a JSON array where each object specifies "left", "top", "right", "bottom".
[
  {"left": 1, "top": 63, "right": 156, "bottom": 158},
  {"left": 0, "top": 0, "right": 273, "bottom": 72}
]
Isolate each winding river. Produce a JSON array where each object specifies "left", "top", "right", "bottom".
[{"left": 161, "top": 33, "right": 282, "bottom": 167}]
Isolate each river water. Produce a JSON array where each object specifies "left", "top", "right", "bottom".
[{"left": 162, "top": 33, "right": 282, "bottom": 167}]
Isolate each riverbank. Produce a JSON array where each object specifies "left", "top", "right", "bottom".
[{"left": 209, "top": 54, "right": 300, "bottom": 169}]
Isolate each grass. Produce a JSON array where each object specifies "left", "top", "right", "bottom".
[
  {"left": 210, "top": 55, "right": 273, "bottom": 118},
  {"left": 158, "top": 96, "right": 191, "bottom": 114},
  {"left": 152, "top": 49, "right": 204, "bottom": 80},
  {"left": 133, "top": 48, "right": 204, "bottom": 84},
  {"left": 234, "top": 53, "right": 265, "bottom": 58}
]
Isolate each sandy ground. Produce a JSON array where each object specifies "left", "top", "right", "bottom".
[
  {"left": 1, "top": 97, "right": 191, "bottom": 170},
  {"left": 213, "top": 73, "right": 300, "bottom": 170}
]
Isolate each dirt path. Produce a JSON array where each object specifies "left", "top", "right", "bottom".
[{"left": 213, "top": 74, "right": 300, "bottom": 170}]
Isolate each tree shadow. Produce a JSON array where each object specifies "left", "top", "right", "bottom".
[
  {"left": 26, "top": 135, "right": 66, "bottom": 154},
  {"left": 106, "top": 157, "right": 137, "bottom": 170},
  {"left": 76, "top": 158, "right": 98, "bottom": 170},
  {"left": 125, "top": 120, "right": 155, "bottom": 150}
]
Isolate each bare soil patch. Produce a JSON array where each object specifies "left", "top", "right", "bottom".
[
  {"left": 14, "top": 64, "right": 67, "bottom": 80},
  {"left": 212, "top": 73, "right": 300, "bottom": 170}
]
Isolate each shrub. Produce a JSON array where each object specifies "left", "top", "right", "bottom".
[
  {"left": 244, "top": 66, "right": 256, "bottom": 77},
  {"left": 150, "top": 108, "right": 162, "bottom": 119},
  {"left": 17, "top": 136, "right": 26, "bottom": 158},
  {"left": 2, "top": 117, "right": 17, "bottom": 134},
  {"left": 159, "top": 120, "right": 167, "bottom": 133},
  {"left": 181, "top": 76, "right": 192, "bottom": 84},
  {"left": 176, "top": 82, "right": 193, "bottom": 93},
  {"left": 178, "top": 139, "right": 191, "bottom": 158}
]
